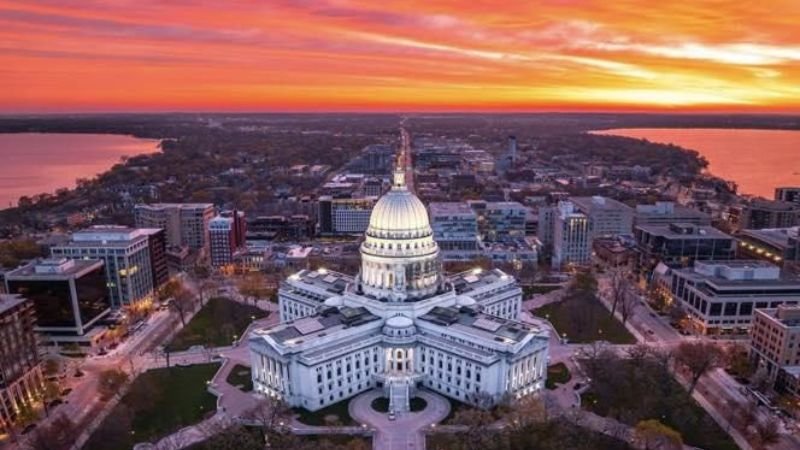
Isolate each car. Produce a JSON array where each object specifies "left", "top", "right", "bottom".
[
  {"left": 388, "top": 411, "right": 396, "bottom": 421},
  {"left": 646, "top": 329, "right": 655, "bottom": 335},
  {"left": 573, "top": 383, "right": 583, "bottom": 390},
  {"left": 21, "top": 424, "right": 37, "bottom": 435},
  {"left": 60, "top": 388, "right": 73, "bottom": 396}
]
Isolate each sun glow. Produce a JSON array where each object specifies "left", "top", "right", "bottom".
[{"left": 0, "top": 0, "right": 799, "bottom": 112}]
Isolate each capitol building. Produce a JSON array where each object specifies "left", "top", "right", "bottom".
[{"left": 249, "top": 151, "right": 549, "bottom": 413}]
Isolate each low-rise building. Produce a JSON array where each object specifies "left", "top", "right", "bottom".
[
  {"left": 667, "top": 261, "right": 800, "bottom": 335},
  {"left": 0, "top": 294, "right": 42, "bottom": 436},
  {"left": 729, "top": 198, "right": 800, "bottom": 231},
  {"left": 5, "top": 258, "right": 111, "bottom": 350},
  {"left": 634, "top": 201, "right": 711, "bottom": 227},
  {"left": 635, "top": 223, "right": 735, "bottom": 272},
  {"left": 736, "top": 227, "right": 800, "bottom": 273},
  {"left": 750, "top": 306, "right": 800, "bottom": 396}
]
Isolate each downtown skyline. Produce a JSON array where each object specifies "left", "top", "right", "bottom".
[{"left": 1, "top": 0, "right": 800, "bottom": 113}]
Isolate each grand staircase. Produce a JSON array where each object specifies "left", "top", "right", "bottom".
[{"left": 388, "top": 378, "right": 410, "bottom": 413}]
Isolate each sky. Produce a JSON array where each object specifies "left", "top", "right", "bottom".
[{"left": 1, "top": 0, "right": 800, "bottom": 113}]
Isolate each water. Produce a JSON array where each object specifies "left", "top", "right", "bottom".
[
  {"left": 0, "top": 133, "right": 160, "bottom": 209},
  {"left": 592, "top": 128, "right": 800, "bottom": 198}
]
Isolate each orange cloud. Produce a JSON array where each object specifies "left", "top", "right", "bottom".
[{"left": 0, "top": 0, "right": 799, "bottom": 112}]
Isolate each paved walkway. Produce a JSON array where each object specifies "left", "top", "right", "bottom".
[{"left": 349, "top": 389, "right": 450, "bottom": 450}]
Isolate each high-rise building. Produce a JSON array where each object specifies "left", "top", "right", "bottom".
[
  {"left": 51, "top": 226, "right": 158, "bottom": 307},
  {"left": 552, "top": 201, "right": 591, "bottom": 268},
  {"left": 0, "top": 294, "right": 42, "bottom": 436},
  {"left": 134, "top": 203, "right": 215, "bottom": 250},
  {"left": 571, "top": 196, "right": 634, "bottom": 238},
  {"left": 665, "top": 260, "right": 800, "bottom": 335},
  {"left": 141, "top": 228, "right": 168, "bottom": 290},
  {"left": 250, "top": 145, "right": 548, "bottom": 414},
  {"left": 5, "top": 258, "right": 111, "bottom": 349},
  {"left": 750, "top": 306, "right": 800, "bottom": 396},
  {"left": 209, "top": 216, "right": 237, "bottom": 268},
  {"left": 428, "top": 202, "right": 483, "bottom": 261},
  {"left": 775, "top": 187, "right": 800, "bottom": 205},
  {"left": 220, "top": 210, "right": 247, "bottom": 248}
]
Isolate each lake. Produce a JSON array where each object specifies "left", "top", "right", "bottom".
[
  {"left": 0, "top": 133, "right": 160, "bottom": 209},
  {"left": 591, "top": 128, "right": 800, "bottom": 198}
]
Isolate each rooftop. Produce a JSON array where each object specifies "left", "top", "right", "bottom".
[
  {"left": 450, "top": 268, "right": 514, "bottom": 295},
  {"left": 265, "top": 306, "right": 381, "bottom": 345},
  {"left": 738, "top": 227, "right": 799, "bottom": 249},
  {"left": 7, "top": 258, "right": 104, "bottom": 280},
  {"left": 571, "top": 196, "right": 633, "bottom": 212},
  {"left": 636, "top": 223, "right": 731, "bottom": 239},
  {"left": 418, "top": 305, "right": 541, "bottom": 344},
  {"left": 428, "top": 202, "right": 475, "bottom": 216},
  {"left": 0, "top": 294, "right": 27, "bottom": 314},
  {"left": 287, "top": 268, "right": 354, "bottom": 295}
]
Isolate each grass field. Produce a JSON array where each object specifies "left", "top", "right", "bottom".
[
  {"left": 225, "top": 364, "right": 253, "bottom": 392},
  {"left": 533, "top": 296, "right": 636, "bottom": 344},
  {"left": 84, "top": 363, "right": 220, "bottom": 450},
  {"left": 294, "top": 399, "right": 355, "bottom": 426},
  {"left": 166, "top": 297, "right": 268, "bottom": 351}
]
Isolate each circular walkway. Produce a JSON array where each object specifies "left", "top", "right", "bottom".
[{"left": 349, "top": 389, "right": 450, "bottom": 450}]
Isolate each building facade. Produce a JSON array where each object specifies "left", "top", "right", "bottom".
[
  {"left": 750, "top": 306, "right": 800, "bottom": 396},
  {"left": 250, "top": 151, "right": 548, "bottom": 413},
  {"left": 634, "top": 202, "right": 711, "bottom": 227},
  {"left": 209, "top": 216, "right": 236, "bottom": 268},
  {"left": 51, "top": 226, "right": 157, "bottom": 308},
  {"left": 552, "top": 201, "right": 591, "bottom": 268},
  {"left": 6, "top": 258, "right": 111, "bottom": 349},
  {"left": 318, "top": 196, "right": 376, "bottom": 235},
  {"left": 730, "top": 199, "right": 800, "bottom": 231},
  {"left": 0, "top": 295, "right": 43, "bottom": 436},
  {"left": 571, "top": 196, "right": 634, "bottom": 238},
  {"left": 134, "top": 203, "right": 215, "bottom": 250},
  {"left": 667, "top": 261, "right": 800, "bottom": 335},
  {"left": 428, "top": 202, "right": 483, "bottom": 261},
  {"left": 635, "top": 223, "right": 735, "bottom": 272},
  {"left": 736, "top": 227, "right": 800, "bottom": 272}
]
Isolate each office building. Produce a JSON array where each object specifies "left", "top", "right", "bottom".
[
  {"left": 634, "top": 201, "right": 711, "bottom": 226},
  {"left": 209, "top": 216, "right": 237, "bottom": 268},
  {"left": 318, "top": 196, "right": 376, "bottom": 235},
  {"left": 470, "top": 201, "right": 528, "bottom": 242},
  {"left": 142, "top": 228, "right": 168, "bottom": 290},
  {"left": 220, "top": 209, "right": 247, "bottom": 248},
  {"left": 134, "top": 203, "right": 215, "bottom": 250},
  {"left": 571, "top": 196, "right": 634, "bottom": 238},
  {"left": 736, "top": 227, "right": 800, "bottom": 272},
  {"left": 750, "top": 306, "right": 800, "bottom": 396},
  {"left": 634, "top": 223, "right": 735, "bottom": 271},
  {"left": 552, "top": 201, "right": 591, "bottom": 268},
  {"left": 51, "top": 226, "right": 157, "bottom": 308},
  {"left": 428, "top": 202, "right": 483, "bottom": 261},
  {"left": 5, "top": 258, "right": 110, "bottom": 349},
  {"left": 667, "top": 260, "right": 800, "bottom": 335},
  {"left": 729, "top": 199, "right": 800, "bottom": 231},
  {"left": 775, "top": 187, "right": 800, "bottom": 205},
  {"left": 0, "top": 294, "right": 42, "bottom": 436},
  {"left": 250, "top": 151, "right": 548, "bottom": 413}
]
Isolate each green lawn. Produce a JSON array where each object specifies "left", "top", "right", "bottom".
[
  {"left": 582, "top": 359, "right": 738, "bottom": 450},
  {"left": 370, "top": 397, "right": 427, "bottom": 413},
  {"left": 533, "top": 296, "right": 636, "bottom": 344},
  {"left": 545, "top": 363, "right": 572, "bottom": 390},
  {"left": 225, "top": 364, "right": 253, "bottom": 392},
  {"left": 166, "top": 297, "right": 268, "bottom": 351},
  {"left": 84, "top": 363, "right": 221, "bottom": 450},
  {"left": 294, "top": 399, "right": 355, "bottom": 426},
  {"left": 522, "top": 284, "right": 563, "bottom": 298}
]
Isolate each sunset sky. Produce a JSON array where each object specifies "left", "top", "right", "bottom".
[{"left": 2, "top": 0, "right": 800, "bottom": 112}]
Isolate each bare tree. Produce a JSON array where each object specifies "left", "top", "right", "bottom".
[
  {"left": 673, "top": 341, "right": 726, "bottom": 394},
  {"left": 97, "top": 368, "right": 129, "bottom": 401},
  {"left": 170, "top": 284, "right": 197, "bottom": 328},
  {"left": 618, "top": 287, "right": 638, "bottom": 326},
  {"left": 634, "top": 419, "right": 683, "bottom": 450},
  {"left": 752, "top": 417, "right": 781, "bottom": 449},
  {"left": 608, "top": 268, "right": 631, "bottom": 317},
  {"left": 22, "top": 413, "right": 75, "bottom": 450}
]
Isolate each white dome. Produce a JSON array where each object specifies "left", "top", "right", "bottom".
[
  {"left": 386, "top": 315, "right": 414, "bottom": 328},
  {"left": 456, "top": 296, "right": 477, "bottom": 307},
  {"left": 367, "top": 189, "right": 431, "bottom": 237}
]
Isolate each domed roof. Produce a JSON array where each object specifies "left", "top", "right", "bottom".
[
  {"left": 367, "top": 189, "right": 430, "bottom": 235},
  {"left": 386, "top": 315, "right": 414, "bottom": 328}
]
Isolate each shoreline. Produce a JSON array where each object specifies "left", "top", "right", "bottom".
[{"left": 0, "top": 132, "right": 162, "bottom": 210}]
